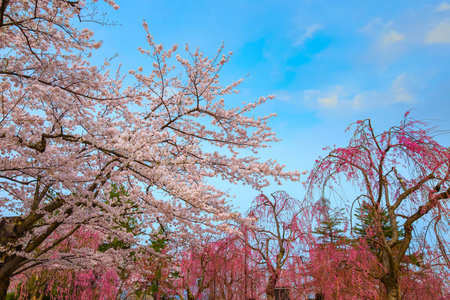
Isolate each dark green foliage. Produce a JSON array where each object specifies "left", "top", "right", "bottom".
[
  {"left": 148, "top": 227, "right": 168, "bottom": 297},
  {"left": 353, "top": 201, "right": 404, "bottom": 248},
  {"left": 353, "top": 202, "right": 424, "bottom": 272},
  {"left": 98, "top": 184, "right": 137, "bottom": 253},
  {"left": 313, "top": 198, "right": 348, "bottom": 245}
]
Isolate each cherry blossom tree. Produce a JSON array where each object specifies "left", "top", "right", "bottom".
[
  {"left": 304, "top": 241, "right": 450, "bottom": 299},
  {"left": 307, "top": 114, "right": 450, "bottom": 300},
  {"left": 0, "top": 0, "right": 300, "bottom": 297},
  {"left": 305, "top": 240, "right": 382, "bottom": 299},
  {"left": 176, "top": 236, "right": 234, "bottom": 299},
  {"left": 8, "top": 227, "right": 120, "bottom": 300},
  {"left": 175, "top": 233, "right": 265, "bottom": 300},
  {"left": 243, "top": 191, "right": 312, "bottom": 300}
]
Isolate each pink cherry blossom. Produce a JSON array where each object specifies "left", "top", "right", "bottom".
[{"left": 0, "top": 0, "right": 300, "bottom": 296}]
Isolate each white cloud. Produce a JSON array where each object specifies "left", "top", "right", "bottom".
[
  {"left": 301, "top": 76, "right": 415, "bottom": 113},
  {"left": 360, "top": 20, "right": 408, "bottom": 65},
  {"left": 304, "top": 24, "right": 322, "bottom": 39},
  {"left": 295, "top": 24, "right": 323, "bottom": 46},
  {"left": 275, "top": 90, "right": 292, "bottom": 102},
  {"left": 391, "top": 75, "right": 414, "bottom": 103},
  {"left": 361, "top": 18, "right": 383, "bottom": 33},
  {"left": 425, "top": 21, "right": 450, "bottom": 43},
  {"left": 303, "top": 86, "right": 372, "bottom": 111},
  {"left": 349, "top": 92, "right": 379, "bottom": 109},
  {"left": 318, "top": 95, "right": 338, "bottom": 108},
  {"left": 437, "top": 3, "right": 450, "bottom": 11},
  {"left": 381, "top": 30, "right": 405, "bottom": 46}
]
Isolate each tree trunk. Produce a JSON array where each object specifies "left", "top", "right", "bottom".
[
  {"left": 0, "top": 255, "right": 26, "bottom": 300},
  {"left": 266, "top": 272, "right": 277, "bottom": 300},
  {"left": 382, "top": 274, "right": 400, "bottom": 300},
  {"left": 0, "top": 217, "right": 27, "bottom": 300},
  {"left": 0, "top": 274, "right": 11, "bottom": 300}
]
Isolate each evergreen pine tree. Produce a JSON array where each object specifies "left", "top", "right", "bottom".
[
  {"left": 313, "top": 198, "right": 348, "bottom": 245},
  {"left": 353, "top": 202, "right": 404, "bottom": 245}
]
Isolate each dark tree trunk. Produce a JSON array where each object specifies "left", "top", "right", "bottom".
[
  {"left": 266, "top": 272, "right": 278, "bottom": 300},
  {"left": 0, "top": 254, "right": 26, "bottom": 300},
  {"left": 0, "top": 274, "right": 11, "bottom": 300},
  {"left": 0, "top": 217, "right": 26, "bottom": 300},
  {"left": 381, "top": 274, "right": 400, "bottom": 300},
  {"left": 315, "top": 292, "right": 324, "bottom": 300},
  {"left": 274, "top": 287, "right": 290, "bottom": 300}
]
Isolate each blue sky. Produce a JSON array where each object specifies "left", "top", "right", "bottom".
[{"left": 89, "top": 0, "right": 450, "bottom": 212}]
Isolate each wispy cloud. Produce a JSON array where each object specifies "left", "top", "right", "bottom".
[
  {"left": 391, "top": 75, "right": 414, "bottom": 103},
  {"left": 425, "top": 20, "right": 450, "bottom": 44},
  {"left": 295, "top": 24, "right": 323, "bottom": 46},
  {"left": 436, "top": 3, "right": 450, "bottom": 11},
  {"left": 303, "top": 86, "right": 373, "bottom": 111},
  {"left": 360, "top": 7, "right": 450, "bottom": 68},
  {"left": 361, "top": 18, "right": 383, "bottom": 33},
  {"left": 300, "top": 75, "right": 415, "bottom": 113},
  {"left": 381, "top": 30, "right": 405, "bottom": 46},
  {"left": 318, "top": 95, "right": 338, "bottom": 108},
  {"left": 359, "top": 19, "right": 407, "bottom": 66}
]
